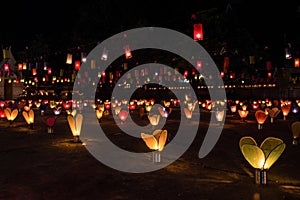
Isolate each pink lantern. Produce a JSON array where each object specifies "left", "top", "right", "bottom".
[
  {"left": 118, "top": 110, "right": 129, "bottom": 122},
  {"left": 193, "top": 23, "right": 203, "bottom": 41}
]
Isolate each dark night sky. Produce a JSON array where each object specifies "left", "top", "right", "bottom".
[{"left": 1, "top": 0, "right": 299, "bottom": 54}]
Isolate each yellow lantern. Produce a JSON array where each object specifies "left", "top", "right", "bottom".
[
  {"left": 67, "top": 113, "right": 83, "bottom": 143},
  {"left": 4, "top": 108, "right": 18, "bottom": 125},
  {"left": 240, "top": 136, "right": 286, "bottom": 184},
  {"left": 22, "top": 109, "right": 34, "bottom": 129},
  {"left": 291, "top": 121, "right": 300, "bottom": 145},
  {"left": 141, "top": 130, "right": 168, "bottom": 163}
]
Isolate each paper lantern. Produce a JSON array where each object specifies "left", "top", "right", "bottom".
[
  {"left": 223, "top": 57, "right": 230, "bottom": 73},
  {"left": 4, "top": 108, "right": 18, "bottom": 125},
  {"left": 74, "top": 61, "right": 80, "bottom": 71},
  {"left": 66, "top": 109, "right": 77, "bottom": 117},
  {"left": 148, "top": 114, "right": 160, "bottom": 126},
  {"left": 193, "top": 23, "right": 203, "bottom": 41},
  {"left": 18, "top": 63, "right": 23, "bottom": 70},
  {"left": 66, "top": 53, "right": 72, "bottom": 64},
  {"left": 118, "top": 110, "right": 129, "bottom": 123},
  {"left": 295, "top": 58, "right": 300, "bottom": 67},
  {"left": 230, "top": 105, "right": 237, "bottom": 113},
  {"left": 4, "top": 63, "right": 9, "bottom": 71},
  {"left": 291, "top": 121, "right": 300, "bottom": 145},
  {"left": 96, "top": 109, "right": 103, "bottom": 121},
  {"left": 215, "top": 110, "right": 225, "bottom": 122},
  {"left": 22, "top": 110, "right": 34, "bottom": 129},
  {"left": 238, "top": 110, "right": 248, "bottom": 121},
  {"left": 158, "top": 106, "right": 172, "bottom": 118},
  {"left": 281, "top": 104, "right": 291, "bottom": 120},
  {"left": 46, "top": 117, "right": 56, "bottom": 134},
  {"left": 3, "top": 49, "right": 10, "bottom": 59},
  {"left": 184, "top": 108, "right": 193, "bottom": 119},
  {"left": 124, "top": 45, "right": 132, "bottom": 59},
  {"left": 141, "top": 130, "right": 168, "bottom": 163},
  {"left": 67, "top": 113, "right": 83, "bottom": 143},
  {"left": 255, "top": 110, "right": 268, "bottom": 130},
  {"left": 266, "top": 107, "right": 281, "bottom": 123},
  {"left": 240, "top": 136, "right": 286, "bottom": 184}
]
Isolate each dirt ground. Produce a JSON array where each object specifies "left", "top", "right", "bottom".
[{"left": 0, "top": 107, "right": 300, "bottom": 200}]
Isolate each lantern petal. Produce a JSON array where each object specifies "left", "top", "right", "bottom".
[
  {"left": 22, "top": 111, "right": 30, "bottom": 124},
  {"left": 67, "top": 116, "right": 76, "bottom": 136},
  {"left": 4, "top": 109, "right": 11, "bottom": 119},
  {"left": 184, "top": 108, "right": 192, "bottom": 119},
  {"left": 75, "top": 114, "right": 83, "bottom": 136},
  {"left": 11, "top": 109, "right": 19, "bottom": 121},
  {"left": 158, "top": 130, "right": 168, "bottom": 151},
  {"left": 264, "top": 143, "right": 286, "bottom": 170},
  {"left": 239, "top": 136, "right": 257, "bottom": 151},
  {"left": 260, "top": 137, "right": 284, "bottom": 158},
  {"left": 141, "top": 133, "right": 158, "bottom": 150},
  {"left": 241, "top": 144, "right": 265, "bottom": 169},
  {"left": 29, "top": 110, "right": 34, "bottom": 122}
]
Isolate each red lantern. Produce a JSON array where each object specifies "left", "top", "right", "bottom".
[
  {"left": 266, "top": 61, "right": 272, "bottom": 70},
  {"left": 124, "top": 45, "right": 132, "bottom": 59},
  {"left": 47, "top": 68, "right": 52, "bottom": 74},
  {"left": 224, "top": 57, "right": 230, "bottom": 73},
  {"left": 193, "top": 23, "right": 203, "bottom": 41},
  {"left": 74, "top": 61, "right": 80, "bottom": 71},
  {"left": 32, "top": 68, "right": 37, "bottom": 75},
  {"left": 196, "top": 60, "right": 202, "bottom": 70},
  {"left": 295, "top": 58, "right": 300, "bottom": 67},
  {"left": 4, "top": 63, "right": 9, "bottom": 71},
  {"left": 18, "top": 63, "right": 23, "bottom": 70}
]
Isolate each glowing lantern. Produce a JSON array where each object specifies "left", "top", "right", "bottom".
[
  {"left": 96, "top": 109, "right": 103, "bottom": 122},
  {"left": 67, "top": 113, "right": 83, "bottom": 143},
  {"left": 66, "top": 53, "right": 72, "bottom": 64},
  {"left": 4, "top": 63, "right": 9, "bottom": 71},
  {"left": 74, "top": 61, "right": 80, "bottom": 71},
  {"left": 158, "top": 106, "right": 172, "bottom": 118},
  {"left": 124, "top": 45, "right": 132, "bottom": 59},
  {"left": 238, "top": 110, "right": 248, "bottom": 121},
  {"left": 118, "top": 110, "right": 129, "bottom": 123},
  {"left": 0, "top": 108, "right": 6, "bottom": 118},
  {"left": 22, "top": 109, "right": 34, "bottom": 129},
  {"left": 255, "top": 110, "right": 268, "bottom": 130},
  {"left": 295, "top": 58, "right": 300, "bottom": 67},
  {"left": 240, "top": 136, "right": 286, "bottom": 184},
  {"left": 148, "top": 114, "right": 160, "bottom": 126},
  {"left": 62, "top": 101, "right": 72, "bottom": 110},
  {"left": 223, "top": 57, "right": 230, "bottom": 73},
  {"left": 193, "top": 23, "right": 203, "bottom": 41},
  {"left": 281, "top": 104, "right": 291, "bottom": 120},
  {"left": 101, "top": 47, "right": 108, "bottom": 61},
  {"left": 184, "top": 108, "right": 193, "bottom": 119},
  {"left": 215, "top": 110, "right": 225, "bottom": 122},
  {"left": 53, "top": 107, "right": 62, "bottom": 115},
  {"left": 141, "top": 129, "right": 168, "bottom": 163},
  {"left": 230, "top": 105, "right": 237, "bottom": 113},
  {"left": 291, "top": 121, "right": 300, "bottom": 145},
  {"left": 4, "top": 108, "right": 18, "bottom": 125},
  {"left": 18, "top": 63, "right": 23, "bottom": 70},
  {"left": 32, "top": 68, "right": 37, "bottom": 75}
]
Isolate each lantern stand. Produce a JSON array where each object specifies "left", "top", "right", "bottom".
[
  {"left": 47, "top": 126, "right": 54, "bottom": 134},
  {"left": 292, "top": 138, "right": 298, "bottom": 145},
  {"left": 255, "top": 169, "right": 267, "bottom": 185},
  {"left": 152, "top": 151, "right": 161, "bottom": 163},
  {"left": 73, "top": 136, "right": 80, "bottom": 143},
  {"left": 258, "top": 123, "right": 263, "bottom": 130},
  {"left": 29, "top": 123, "right": 34, "bottom": 129},
  {"left": 270, "top": 117, "right": 274, "bottom": 123}
]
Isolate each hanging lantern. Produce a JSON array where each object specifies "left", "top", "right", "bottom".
[
  {"left": 249, "top": 56, "right": 255, "bottom": 65},
  {"left": 193, "top": 23, "right": 203, "bottom": 41},
  {"left": 124, "top": 45, "right": 132, "bottom": 59},
  {"left": 18, "top": 63, "right": 23, "bottom": 70},
  {"left": 295, "top": 58, "right": 300, "bottom": 67},
  {"left": 4, "top": 63, "right": 9, "bottom": 71},
  {"left": 101, "top": 47, "right": 108, "bottom": 61},
  {"left": 266, "top": 61, "right": 272, "bottom": 70},
  {"left": 74, "top": 61, "right": 80, "bottom": 71},
  {"left": 47, "top": 68, "right": 52, "bottom": 74},
  {"left": 22, "top": 62, "right": 27, "bottom": 70},
  {"left": 66, "top": 53, "right": 73, "bottom": 64},
  {"left": 3, "top": 49, "right": 10, "bottom": 59},
  {"left": 224, "top": 57, "right": 230, "bottom": 73},
  {"left": 32, "top": 68, "right": 37, "bottom": 75},
  {"left": 81, "top": 52, "right": 87, "bottom": 63}
]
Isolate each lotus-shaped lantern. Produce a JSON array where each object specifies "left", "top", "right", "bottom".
[
  {"left": 148, "top": 114, "right": 160, "bottom": 126},
  {"left": 215, "top": 110, "right": 225, "bottom": 123},
  {"left": 255, "top": 110, "right": 268, "bottom": 130},
  {"left": 238, "top": 109, "right": 248, "bottom": 121},
  {"left": 4, "top": 108, "right": 18, "bottom": 125},
  {"left": 67, "top": 113, "right": 83, "bottom": 143},
  {"left": 96, "top": 109, "right": 103, "bottom": 122},
  {"left": 291, "top": 121, "right": 300, "bottom": 145},
  {"left": 239, "top": 136, "right": 286, "bottom": 184},
  {"left": 141, "top": 129, "right": 167, "bottom": 163},
  {"left": 267, "top": 107, "right": 281, "bottom": 123},
  {"left": 281, "top": 104, "right": 291, "bottom": 120},
  {"left": 184, "top": 107, "right": 193, "bottom": 119},
  {"left": 66, "top": 109, "right": 77, "bottom": 117},
  {"left": 22, "top": 109, "right": 34, "bottom": 129},
  {"left": 118, "top": 110, "right": 129, "bottom": 123}
]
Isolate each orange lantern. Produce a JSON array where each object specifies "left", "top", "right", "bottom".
[
  {"left": 255, "top": 110, "right": 268, "bottom": 130},
  {"left": 124, "top": 45, "right": 132, "bottom": 59},
  {"left": 193, "top": 23, "right": 203, "bottom": 41},
  {"left": 74, "top": 61, "right": 80, "bottom": 71},
  {"left": 66, "top": 53, "right": 72, "bottom": 64},
  {"left": 295, "top": 58, "right": 300, "bottom": 67},
  {"left": 18, "top": 63, "right": 23, "bottom": 70}
]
